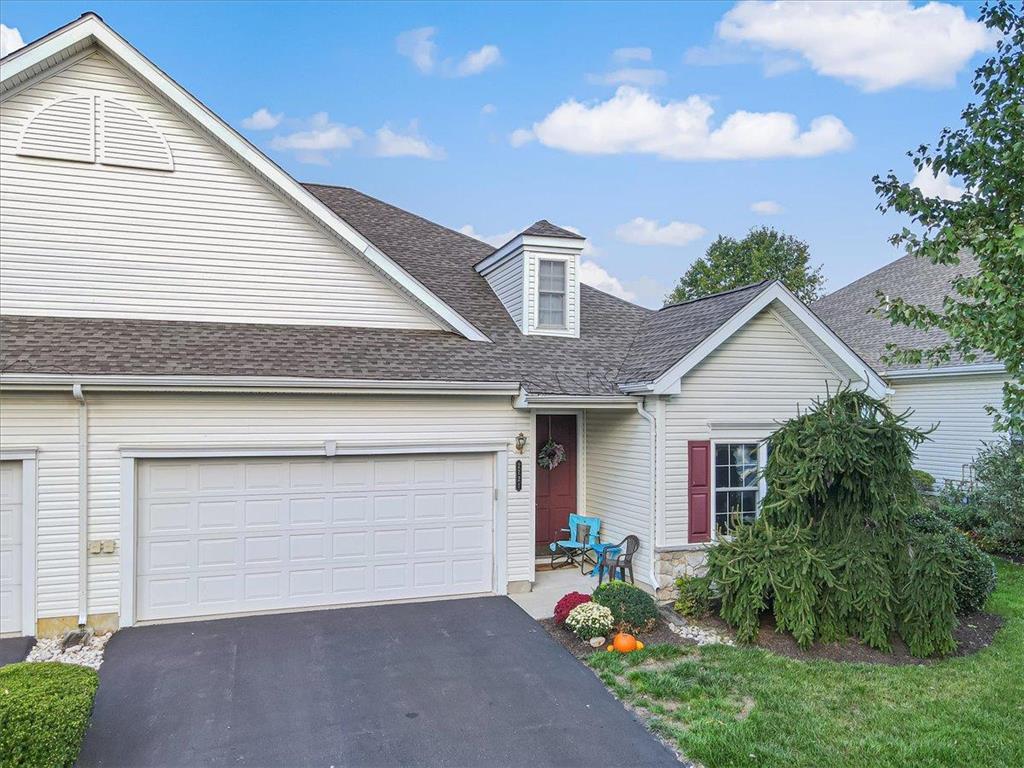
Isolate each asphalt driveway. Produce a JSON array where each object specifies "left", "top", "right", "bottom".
[{"left": 78, "top": 596, "right": 680, "bottom": 767}]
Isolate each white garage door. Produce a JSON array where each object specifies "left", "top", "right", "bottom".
[
  {"left": 136, "top": 453, "right": 495, "bottom": 622},
  {"left": 0, "top": 461, "right": 23, "bottom": 635}
]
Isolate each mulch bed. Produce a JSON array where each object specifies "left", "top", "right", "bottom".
[
  {"left": 541, "top": 607, "right": 1003, "bottom": 666},
  {"left": 538, "top": 616, "right": 696, "bottom": 659},
  {"left": 749, "top": 609, "right": 1004, "bottom": 665}
]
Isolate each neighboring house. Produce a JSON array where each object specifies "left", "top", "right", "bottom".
[
  {"left": 813, "top": 254, "right": 1009, "bottom": 488},
  {"left": 0, "top": 14, "right": 885, "bottom": 638}
]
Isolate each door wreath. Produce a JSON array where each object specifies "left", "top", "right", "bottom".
[{"left": 537, "top": 439, "right": 566, "bottom": 470}]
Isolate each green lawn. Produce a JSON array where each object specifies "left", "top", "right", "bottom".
[
  {"left": 590, "top": 559, "right": 1024, "bottom": 768},
  {"left": 0, "top": 662, "right": 99, "bottom": 768}
]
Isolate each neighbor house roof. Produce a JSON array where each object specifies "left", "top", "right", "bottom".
[{"left": 811, "top": 253, "right": 999, "bottom": 372}]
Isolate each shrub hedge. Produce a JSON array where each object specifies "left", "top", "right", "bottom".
[
  {"left": 0, "top": 662, "right": 99, "bottom": 768},
  {"left": 592, "top": 580, "right": 658, "bottom": 633},
  {"left": 907, "top": 507, "right": 997, "bottom": 613}
]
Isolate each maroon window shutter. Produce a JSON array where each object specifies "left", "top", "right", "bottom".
[{"left": 688, "top": 440, "right": 712, "bottom": 543}]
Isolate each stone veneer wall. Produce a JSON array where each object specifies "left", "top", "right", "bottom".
[{"left": 655, "top": 546, "right": 713, "bottom": 597}]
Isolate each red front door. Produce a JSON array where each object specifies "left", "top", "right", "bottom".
[{"left": 536, "top": 414, "right": 578, "bottom": 549}]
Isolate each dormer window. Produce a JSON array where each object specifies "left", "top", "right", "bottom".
[
  {"left": 474, "top": 219, "right": 583, "bottom": 338},
  {"left": 538, "top": 260, "right": 567, "bottom": 329}
]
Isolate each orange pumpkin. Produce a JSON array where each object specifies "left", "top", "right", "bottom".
[{"left": 612, "top": 632, "right": 638, "bottom": 653}]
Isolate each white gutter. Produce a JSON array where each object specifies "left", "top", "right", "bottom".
[
  {"left": 523, "top": 394, "right": 640, "bottom": 410},
  {"left": 634, "top": 398, "right": 659, "bottom": 591},
  {"left": 72, "top": 384, "right": 88, "bottom": 627},
  {"left": 0, "top": 374, "right": 521, "bottom": 396},
  {"left": 884, "top": 363, "right": 1006, "bottom": 380}
]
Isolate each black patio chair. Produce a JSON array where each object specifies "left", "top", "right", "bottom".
[{"left": 596, "top": 535, "right": 640, "bottom": 586}]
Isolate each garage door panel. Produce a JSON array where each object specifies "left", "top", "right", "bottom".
[{"left": 136, "top": 454, "right": 494, "bottom": 621}]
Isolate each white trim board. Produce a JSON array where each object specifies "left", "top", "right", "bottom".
[
  {"left": 118, "top": 441, "right": 510, "bottom": 627},
  {"left": 0, "top": 451, "right": 38, "bottom": 636},
  {"left": 0, "top": 14, "right": 488, "bottom": 343}
]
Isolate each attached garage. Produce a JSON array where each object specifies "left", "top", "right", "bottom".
[{"left": 132, "top": 452, "right": 498, "bottom": 623}]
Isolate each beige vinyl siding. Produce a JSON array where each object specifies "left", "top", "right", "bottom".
[
  {"left": 0, "top": 49, "right": 439, "bottom": 330},
  {"left": 584, "top": 409, "right": 653, "bottom": 585},
  {"left": 663, "top": 309, "right": 845, "bottom": 545},
  {"left": 480, "top": 253, "right": 524, "bottom": 329},
  {"left": 0, "top": 392, "right": 533, "bottom": 620},
  {"left": 888, "top": 373, "right": 1007, "bottom": 486},
  {"left": 0, "top": 394, "right": 80, "bottom": 618}
]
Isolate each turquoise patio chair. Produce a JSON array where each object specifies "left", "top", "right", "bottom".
[{"left": 549, "top": 514, "right": 601, "bottom": 573}]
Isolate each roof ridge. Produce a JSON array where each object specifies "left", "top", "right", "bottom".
[
  {"left": 659, "top": 279, "right": 773, "bottom": 311},
  {"left": 302, "top": 182, "right": 491, "bottom": 252}
]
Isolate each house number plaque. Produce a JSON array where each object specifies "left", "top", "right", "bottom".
[{"left": 515, "top": 460, "right": 522, "bottom": 491}]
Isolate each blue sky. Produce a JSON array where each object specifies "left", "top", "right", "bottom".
[{"left": 0, "top": 1, "right": 990, "bottom": 307}]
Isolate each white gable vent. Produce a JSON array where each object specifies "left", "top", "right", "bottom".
[
  {"left": 17, "top": 93, "right": 173, "bottom": 171},
  {"left": 17, "top": 94, "right": 95, "bottom": 163},
  {"left": 98, "top": 97, "right": 174, "bottom": 170}
]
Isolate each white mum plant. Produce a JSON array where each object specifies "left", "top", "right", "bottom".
[{"left": 565, "top": 601, "right": 614, "bottom": 640}]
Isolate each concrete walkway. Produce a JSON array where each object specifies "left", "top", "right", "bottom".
[{"left": 510, "top": 568, "right": 598, "bottom": 619}]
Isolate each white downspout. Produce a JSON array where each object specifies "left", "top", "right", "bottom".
[
  {"left": 635, "top": 398, "right": 659, "bottom": 591},
  {"left": 73, "top": 384, "right": 88, "bottom": 627}
]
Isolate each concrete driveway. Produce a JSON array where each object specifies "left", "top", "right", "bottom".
[{"left": 78, "top": 597, "right": 679, "bottom": 767}]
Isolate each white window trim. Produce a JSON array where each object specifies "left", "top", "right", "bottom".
[
  {"left": 118, "top": 442, "right": 509, "bottom": 628},
  {"left": 536, "top": 258, "right": 568, "bottom": 331},
  {"left": 710, "top": 440, "right": 768, "bottom": 541}
]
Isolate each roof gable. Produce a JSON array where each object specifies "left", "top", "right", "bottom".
[
  {"left": 0, "top": 13, "right": 487, "bottom": 341},
  {"left": 621, "top": 281, "right": 887, "bottom": 398}
]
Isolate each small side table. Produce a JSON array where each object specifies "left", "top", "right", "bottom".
[{"left": 590, "top": 544, "right": 621, "bottom": 582}]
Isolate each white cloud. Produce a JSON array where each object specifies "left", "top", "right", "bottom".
[
  {"left": 397, "top": 27, "right": 438, "bottom": 74},
  {"left": 0, "top": 24, "right": 24, "bottom": 58},
  {"left": 562, "top": 225, "right": 599, "bottom": 257},
  {"left": 613, "top": 47, "right": 652, "bottom": 63},
  {"left": 512, "top": 86, "right": 853, "bottom": 160},
  {"left": 587, "top": 68, "right": 668, "bottom": 87},
  {"left": 269, "top": 112, "right": 364, "bottom": 164},
  {"left": 397, "top": 27, "right": 500, "bottom": 77},
  {"left": 615, "top": 217, "right": 707, "bottom": 247},
  {"left": 911, "top": 166, "right": 964, "bottom": 202},
  {"left": 751, "top": 200, "right": 783, "bottom": 215},
  {"left": 481, "top": 103, "right": 497, "bottom": 115},
  {"left": 455, "top": 44, "right": 501, "bottom": 76},
  {"left": 579, "top": 260, "right": 636, "bottom": 301},
  {"left": 458, "top": 224, "right": 518, "bottom": 248},
  {"left": 717, "top": 1, "right": 995, "bottom": 92},
  {"left": 241, "top": 108, "right": 283, "bottom": 130},
  {"left": 374, "top": 123, "right": 445, "bottom": 160}
]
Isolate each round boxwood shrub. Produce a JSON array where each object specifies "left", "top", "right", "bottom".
[
  {"left": 553, "top": 591, "right": 591, "bottom": 625},
  {"left": 673, "top": 573, "right": 714, "bottom": 619},
  {"left": 564, "top": 602, "right": 614, "bottom": 640},
  {"left": 0, "top": 661, "right": 99, "bottom": 768},
  {"left": 592, "top": 581, "right": 658, "bottom": 633},
  {"left": 907, "top": 507, "right": 997, "bottom": 614}
]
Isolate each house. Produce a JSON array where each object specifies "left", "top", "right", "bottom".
[
  {"left": 0, "top": 14, "right": 886, "bottom": 639},
  {"left": 813, "top": 254, "right": 1009, "bottom": 488}
]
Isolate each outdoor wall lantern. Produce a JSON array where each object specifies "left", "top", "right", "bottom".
[{"left": 515, "top": 432, "right": 528, "bottom": 454}]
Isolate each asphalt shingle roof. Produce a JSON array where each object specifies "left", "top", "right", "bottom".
[
  {"left": 0, "top": 185, "right": 820, "bottom": 394},
  {"left": 618, "top": 282, "right": 772, "bottom": 384},
  {"left": 520, "top": 220, "right": 583, "bottom": 239},
  {"left": 811, "top": 253, "right": 996, "bottom": 371}
]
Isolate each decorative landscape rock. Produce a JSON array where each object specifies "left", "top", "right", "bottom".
[
  {"left": 665, "top": 617, "right": 734, "bottom": 646},
  {"left": 27, "top": 632, "right": 111, "bottom": 669}
]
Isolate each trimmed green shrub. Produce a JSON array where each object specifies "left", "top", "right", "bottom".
[
  {"left": 708, "top": 387, "right": 962, "bottom": 657},
  {"left": 907, "top": 507, "right": 997, "bottom": 613},
  {"left": 592, "top": 580, "right": 658, "bottom": 633},
  {"left": 0, "top": 662, "right": 99, "bottom": 768},
  {"left": 911, "top": 469, "right": 937, "bottom": 494},
  {"left": 673, "top": 574, "right": 714, "bottom": 619}
]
